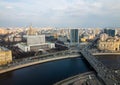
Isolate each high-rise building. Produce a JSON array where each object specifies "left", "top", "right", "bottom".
[
  {"left": 100, "top": 33, "right": 108, "bottom": 41},
  {"left": 27, "top": 26, "right": 37, "bottom": 35},
  {"left": 104, "top": 29, "right": 117, "bottom": 37},
  {"left": 70, "top": 29, "right": 79, "bottom": 45}
]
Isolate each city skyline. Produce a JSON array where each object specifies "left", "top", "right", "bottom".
[
  {"left": 0, "top": 21, "right": 120, "bottom": 84},
  {"left": 0, "top": 0, "right": 120, "bottom": 27}
]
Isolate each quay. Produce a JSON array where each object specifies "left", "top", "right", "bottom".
[
  {"left": 54, "top": 71, "right": 103, "bottom": 85},
  {"left": 93, "top": 53, "right": 120, "bottom": 56},
  {"left": 0, "top": 50, "right": 80, "bottom": 74}
]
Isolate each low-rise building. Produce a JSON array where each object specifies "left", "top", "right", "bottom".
[
  {"left": 0, "top": 47, "right": 12, "bottom": 65},
  {"left": 17, "top": 43, "right": 55, "bottom": 52},
  {"left": 58, "top": 35, "right": 68, "bottom": 43},
  {"left": 80, "top": 38, "right": 86, "bottom": 42},
  {"left": 0, "top": 28, "right": 9, "bottom": 34}
]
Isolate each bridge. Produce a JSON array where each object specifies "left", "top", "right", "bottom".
[
  {"left": 80, "top": 35, "right": 120, "bottom": 85},
  {"left": 50, "top": 33, "right": 120, "bottom": 85}
]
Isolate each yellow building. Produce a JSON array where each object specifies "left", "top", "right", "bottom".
[
  {"left": 0, "top": 47, "right": 12, "bottom": 65},
  {"left": 0, "top": 28, "right": 8, "bottom": 34},
  {"left": 80, "top": 38, "right": 86, "bottom": 42},
  {"left": 98, "top": 38, "right": 120, "bottom": 51},
  {"left": 27, "top": 26, "right": 37, "bottom": 35},
  {"left": 54, "top": 33, "right": 58, "bottom": 39}
]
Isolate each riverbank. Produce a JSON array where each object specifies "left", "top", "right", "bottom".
[
  {"left": 54, "top": 72, "right": 93, "bottom": 85},
  {"left": 93, "top": 53, "right": 120, "bottom": 56},
  {"left": 54, "top": 71, "right": 103, "bottom": 85},
  {"left": 0, "top": 54, "right": 80, "bottom": 74},
  {"left": 89, "top": 48, "right": 120, "bottom": 56}
]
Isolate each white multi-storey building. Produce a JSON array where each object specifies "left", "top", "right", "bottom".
[
  {"left": 27, "top": 35, "right": 45, "bottom": 45},
  {"left": 18, "top": 26, "right": 55, "bottom": 52}
]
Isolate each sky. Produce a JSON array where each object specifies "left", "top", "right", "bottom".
[{"left": 0, "top": 0, "right": 120, "bottom": 28}]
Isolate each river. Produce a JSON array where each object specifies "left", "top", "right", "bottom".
[
  {"left": 0, "top": 57, "right": 91, "bottom": 85},
  {"left": 96, "top": 55, "right": 120, "bottom": 70}
]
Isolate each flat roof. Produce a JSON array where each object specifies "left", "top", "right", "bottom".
[{"left": 0, "top": 47, "right": 9, "bottom": 51}]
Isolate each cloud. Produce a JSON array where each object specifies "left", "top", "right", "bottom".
[
  {"left": 6, "top": 6, "right": 13, "bottom": 9},
  {"left": 0, "top": 0, "right": 120, "bottom": 27}
]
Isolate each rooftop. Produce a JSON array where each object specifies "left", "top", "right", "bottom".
[{"left": 0, "top": 47, "right": 9, "bottom": 51}]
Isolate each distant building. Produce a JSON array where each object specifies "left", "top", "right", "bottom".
[
  {"left": 58, "top": 35, "right": 68, "bottom": 43},
  {"left": 80, "top": 38, "right": 86, "bottom": 42},
  {"left": 70, "top": 29, "right": 79, "bottom": 45},
  {"left": 0, "top": 29, "right": 8, "bottom": 34},
  {"left": 27, "top": 26, "right": 37, "bottom": 35},
  {"left": 104, "top": 29, "right": 117, "bottom": 37},
  {"left": 3, "top": 33, "right": 23, "bottom": 42},
  {"left": 13, "top": 35, "right": 23, "bottom": 42},
  {"left": 100, "top": 33, "right": 108, "bottom": 41},
  {"left": 0, "top": 47, "right": 12, "bottom": 65}
]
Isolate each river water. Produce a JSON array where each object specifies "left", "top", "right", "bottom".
[
  {"left": 96, "top": 55, "right": 120, "bottom": 70},
  {"left": 0, "top": 57, "right": 91, "bottom": 85}
]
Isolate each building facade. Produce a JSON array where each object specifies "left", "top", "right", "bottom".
[
  {"left": 100, "top": 33, "right": 108, "bottom": 41},
  {"left": 0, "top": 47, "right": 12, "bottom": 65},
  {"left": 58, "top": 35, "right": 68, "bottom": 43},
  {"left": 18, "top": 43, "right": 55, "bottom": 52},
  {"left": 27, "top": 26, "right": 37, "bottom": 35},
  {"left": 98, "top": 38, "right": 120, "bottom": 51},
  {"left": 70, "top": 29, "right": 79, "bottom": 45},
  {"left": 27, "top": 35, "right": 45, "bottom": 45},
  {"left": 104, "top": 29, "right": 117, "bottom": 37}
]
